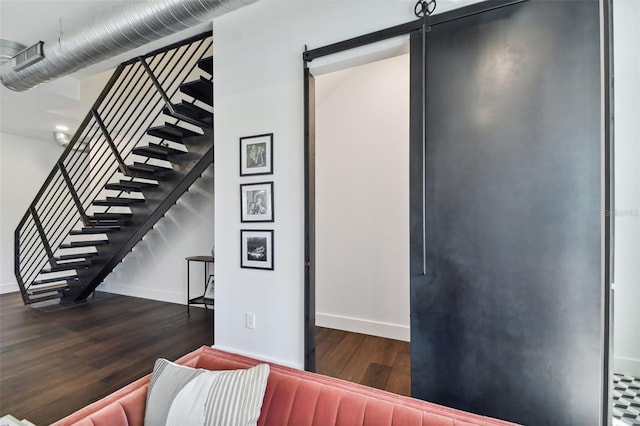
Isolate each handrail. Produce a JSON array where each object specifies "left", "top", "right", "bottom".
[
  {"left": 140, "top": 57, "right": 176, "bottom": 115},
  {"left": 91, "top": 109, "right": 130, "bottom": 175},
  {"left": 121, "top": 31, "right": 213, "bottom": 66},
  {"left": 59, "top": 162, "right": 89, "bottom": 226},
  {"left": 29, "top": 207, "right": 56, "bottom": 267},
  {"left": 14, "top": 63, "right": 125, "bottom": 232},
  {"left": 14, "top": 30, "right": 213, "bottom": 303}
]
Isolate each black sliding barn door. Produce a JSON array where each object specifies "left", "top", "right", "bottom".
[{"left": 409, "top": 1, "right": 606, "bottom": 425}]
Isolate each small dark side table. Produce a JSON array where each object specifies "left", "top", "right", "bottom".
[{"left": 186, "top": 255, "right": 214, "bottom": 315}]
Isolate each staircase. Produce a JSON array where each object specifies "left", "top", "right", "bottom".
[{"left": 14, "top": 32, "right": 214, "bottom": 305}]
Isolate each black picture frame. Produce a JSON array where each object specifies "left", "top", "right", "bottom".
[
  {"left": 203, "top": 274, "right": 215, "bottom": 303},
  {"left": 240, "top": 133, "right": 273, "bottom": 176},
  {"left": 240, "top": 182, "right": 274, "bottom": 223},
  {"left": 240, "top": 229, "right": 274, "bottom": 270}
]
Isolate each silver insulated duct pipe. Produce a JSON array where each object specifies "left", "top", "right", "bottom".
[{"left": 0, "top": 0, "right": 258, "bottom": 92}]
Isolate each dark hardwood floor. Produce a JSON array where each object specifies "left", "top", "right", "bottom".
[
  {"left": 0, "top": 291, "right": 213, "bottom": 425},
  {"left": 315, "top": 326, "right": 411, "bottom": 397},
  {"left": 1, "top": 290, "right": 408, "bottom": 423}
]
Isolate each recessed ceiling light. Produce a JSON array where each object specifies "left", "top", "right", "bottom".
[{"left": 56, "top": 124, "right": 69, "bottom": 132}]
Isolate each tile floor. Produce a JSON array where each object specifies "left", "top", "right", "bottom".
[{"left": 613, "top": 373, "right": 640, "bottom": 426}]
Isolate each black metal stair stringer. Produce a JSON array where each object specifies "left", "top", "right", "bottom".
[
  {"left": 65, "top": 139, "right": 214, "bottom": 302},
  {"left": 13, "top": 32, "right": 214, "bottom": 306}
]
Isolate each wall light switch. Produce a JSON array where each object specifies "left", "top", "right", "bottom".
[{"left": 246, "top": 312, "right": 256, "bottom": 329}]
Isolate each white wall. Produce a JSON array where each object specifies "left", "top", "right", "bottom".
[
  {"left": 612, "top": 0, "right": 640, "bottom": 377},
  {"left": 315, "top": 55, "right": 410, "bottom": 342},
  {"left": 0, "top": 132, "right": 64, "bottom": 293},
  {"left": 212, "top": 0, "right": 639, "bottom": 370},
  {"left": 213, "top": 0, "right": 416, "bottom": 368},
  {"left": 0, "top": 131, "right": 213, "bottom": 302},
  {"left": 99, "top": 165, "right": 214, "bottom": 305}
]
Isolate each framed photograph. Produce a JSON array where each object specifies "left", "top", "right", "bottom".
[
  {"left": 240, "top": 182, "right": 274, "bottom": 223},
  {"left": 240, "top": 230, "right": 274, "bottom": 270},
  {"left": 240, "top": 133, "right": 273, "bottom": 176}
]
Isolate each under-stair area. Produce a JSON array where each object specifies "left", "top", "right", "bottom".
[{"left": 14, "top": 32, "right": 214, "bottom": 306}]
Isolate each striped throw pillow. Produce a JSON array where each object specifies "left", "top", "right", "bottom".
[{"left": 144, "top": 358, "right": 269, "bottom": 426}]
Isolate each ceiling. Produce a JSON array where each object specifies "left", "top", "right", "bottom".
[
  {"left": 0, "top": 0, "right": 212, "bottom": 143},
  {"left": 0, "top": 0, "right": 477, "bottom": 144}
]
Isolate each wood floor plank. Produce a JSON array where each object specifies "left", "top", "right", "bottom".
[
  {"left": 0, "top": 291, "right": 212, "bottom": 424},
  {"left": 337, "top": 334, "right": 383, "bottom": 383},
  {"left": 317, "top": 330, "right": 365, "bottom": 377},
  {"left": 3, "top": 297, "right": 411, "bottom": 423},
  {"left": 315, "top": 326, "right": 411, "bottom": 397},
  {"left": 315, "top": 327, "right": 344, "bottom": 362},
  {"left": 23, "top": 380, "right": 121, "bottom": 425},
  {"left": 361, "top": 362, "right": 392, "bottom": 390},
  {"left": 98, "top": 355, "right": 158, "bottom": 389},
  {"left": 386, "top": 349, "right": 411, "bottom": 396}
]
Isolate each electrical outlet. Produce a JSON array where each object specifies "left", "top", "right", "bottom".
[{"left": 246, "top": 312, "right": 256, "bottom": 329}]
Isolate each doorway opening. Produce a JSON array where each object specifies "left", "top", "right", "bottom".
[
  {"left": 611, "top": 1, "right": 640, "bottom": 425},
  {"left": 304, "top": 1, "right": 613, "bottom": 424},
  {"left": 312, "top": 51, "right": 411, "bottom": 395}
]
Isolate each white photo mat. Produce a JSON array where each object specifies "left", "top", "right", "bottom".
[
  {"left": 240, "top": 230, "right": 274, "bottom": 270},
  {"left": 240, "top": 182, "right": 274, "bottom": 222}
]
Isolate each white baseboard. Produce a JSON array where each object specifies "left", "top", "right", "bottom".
[
  {"left": 212, "top": 344, "right": 304, "bottom": 370},
  {"left": 0, "top": 281, "right": 189, "bottom": 306},
  {"left": 315, "top": 312, "right": 410, "bottom": 342},
  {"left": 0, "top": 281, "right": 19, "bottom": 294},
  {"left": 614, "top": 356, "right": 640, "bottom": 377},
  {"left": 98, "top": 283, "right": 185, "bottom": 305}
]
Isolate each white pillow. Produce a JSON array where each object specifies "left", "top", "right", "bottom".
[{"left": 144, "top": 358, "right": 269, "bottom": 426}]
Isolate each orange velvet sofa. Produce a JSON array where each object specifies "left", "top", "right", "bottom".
[{"left": 53, "top": 346, "right": 517, "bottom": 426}]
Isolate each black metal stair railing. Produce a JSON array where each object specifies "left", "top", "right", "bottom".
[{"left": 14, "top": 31, "right": 214, "bottom": 305}]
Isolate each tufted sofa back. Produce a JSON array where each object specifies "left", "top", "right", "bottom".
[{"left": 54, "top": 346, "right": 518, "bottom": 426}]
